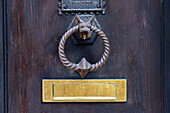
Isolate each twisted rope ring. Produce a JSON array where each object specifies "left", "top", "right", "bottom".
[{"left": 58, "top": 25, "right": 110, "bottom": 73}]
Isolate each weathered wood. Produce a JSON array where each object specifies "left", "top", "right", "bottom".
[
  {"left": 0, "top": 0, "right": 4, "bottom": 112},
  {"left": 164, "top": 0, "right": 170, "bottom": 113},
  {"left": 6, "top": 0, "right": 163, "bottom": 113}
]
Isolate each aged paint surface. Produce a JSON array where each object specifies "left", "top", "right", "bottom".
[
  {"left": 164, "top": 0, "right": 170, "bottom": 112},
  {"left": 0, "top": 0, "right": 4, "bottom": 112},
  {"left": 6, "top": 0, "right": 162, "bottom": 113}
]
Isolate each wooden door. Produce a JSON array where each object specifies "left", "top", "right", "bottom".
[{"left": 1, "top": 0, "right": 167, "bottom": 113}]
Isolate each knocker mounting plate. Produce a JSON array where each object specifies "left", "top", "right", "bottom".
[{"left": 58, "top": 0, "right": 106, "bottom": 15}]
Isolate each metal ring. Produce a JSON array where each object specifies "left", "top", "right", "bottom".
[{"left": 58, "top": 25, "right": 110, "bottom": 77}]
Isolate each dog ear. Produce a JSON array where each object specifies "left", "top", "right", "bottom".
[
  {"left": 88, "top": 15, "right": 95, "bottom": 25},
  {"left": 76, "top": 14, "right": 84, "bottom": 23}
]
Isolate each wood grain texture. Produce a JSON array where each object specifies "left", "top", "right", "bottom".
[
  {"left": 7, "top": 0, "right": 163, "bottom": 113},
  {"left": 164, "top": 0, "right": 170, "bottom": 113},
  {"left": 0, "top": 0, "right": 4, "bottom": 112}
]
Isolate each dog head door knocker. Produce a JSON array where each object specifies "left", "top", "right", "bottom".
[
  {"left": 76, "top": 14, "right": 95, "bottom": 40},
  {"left": 58, "top": 14, "right": 110, "bottom": 78}
]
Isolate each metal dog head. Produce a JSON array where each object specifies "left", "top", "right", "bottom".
[{"left": 76, "top": 14, "right": 95, "bottom": 40}]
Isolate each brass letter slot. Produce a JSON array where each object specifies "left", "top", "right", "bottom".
[{"left": 42, "top": 79, "right": 127, "bottom": 102}]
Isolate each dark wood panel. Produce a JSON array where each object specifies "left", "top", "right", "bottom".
[
  {"left": 7, "top": 0, "right": 163, "bottom": 113},
  {"left": 0, "top": 0, "right": 4, "bottom": 112},
  {"left": 164, "top": 0, "right": 170, "bottom": 113}
]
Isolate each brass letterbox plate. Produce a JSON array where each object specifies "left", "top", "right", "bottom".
[{"left": 42, "top": 79, "right": 127, "bottom": 102}]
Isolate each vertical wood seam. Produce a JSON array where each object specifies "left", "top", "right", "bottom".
[
  {"left": 161, "top": 0, "right": 164, "bottom": 113},
  {"left": 0, "top": 0, "right": 4, "bottom": 112},
  {"left": 163, "top": 0, "right": 170, "bottom": 113},
  {"left": 3, "top": 0, "right": 8, "bottom": 113}
]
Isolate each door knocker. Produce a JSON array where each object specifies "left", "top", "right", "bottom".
[{"left": 58, "top": 14, "right": 110, "bottom": 78}]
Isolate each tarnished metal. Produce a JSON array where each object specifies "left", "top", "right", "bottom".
[
  {"left": 76, "top": 14, "right": 95, "bottom": 40},
  {"left": 42, "top": 79, "right": 127, "bottom": 102},
  {"left": 58, "top": 14, "right": 110, "bottom": 78},
  {"left": 68, "top": 14, "right": 101, "bottom": 45},
  {"left": 58, "top": 0, "right": 106, "bottom": 15}
]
